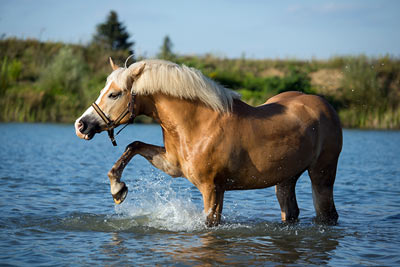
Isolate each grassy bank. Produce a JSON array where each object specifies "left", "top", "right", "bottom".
[{"left": 1, "top": 38, "right": 399, "bottom": 128}]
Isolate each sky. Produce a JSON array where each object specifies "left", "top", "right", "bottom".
[{"left": 1, "top": 0, "right": 399, "bottom": 59}]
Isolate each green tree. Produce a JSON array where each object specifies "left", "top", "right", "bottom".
[
  {"left": 158, "top": 35, "right": 175, "bottom": 60},
  {"left": 92, "top": 10, "right": 134, "bottom": 51}
]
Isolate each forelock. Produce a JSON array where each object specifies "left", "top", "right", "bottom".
[{"left": 106, "top": 68, "right": 130, "bottom": 91}]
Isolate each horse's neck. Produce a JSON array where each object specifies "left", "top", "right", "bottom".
[{"left": 151, "top": 94, "right": 221, "bottom": 140}]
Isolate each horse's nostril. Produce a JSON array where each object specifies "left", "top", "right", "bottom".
[{"left": 78, "top": 120, "right": 86, "bottom": 133}]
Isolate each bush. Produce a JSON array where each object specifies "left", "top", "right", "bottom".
[
  {"left": 276, "top": 67, "right": 314, "bottom": 94},
  {"left": 37, "top": 46, "right": 87, "bottom": 95}
]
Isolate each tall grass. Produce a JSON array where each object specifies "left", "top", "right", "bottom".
[
  {"left": 0, "top": 56, "right": 22, "bottom": 95},
  {"left": 339, "top": 56, "right": 400, "bottom": 128}
]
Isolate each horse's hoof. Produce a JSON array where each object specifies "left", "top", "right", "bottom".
[
  {"left": 205, "top": 219, "right": 220, "bottom": 228},
  {"left": 313, "top": 216, "right": 338, "bottom": 226},
  {"left": 112, "top": 183, "right": 128, "bottom": 204}
]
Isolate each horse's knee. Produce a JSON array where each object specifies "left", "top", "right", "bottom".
[{"left": 125, "top": 141, "right": 142, "bottom": 151}]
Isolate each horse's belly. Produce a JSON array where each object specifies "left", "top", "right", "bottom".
[
  {"left": 224, "top": 174, "right": 278, "bottom": 190},
  {"left": 224, "top": 172, "right": 291, "bottom": 190},
  {"left": 221, "top": 152, "right": 311, "bottom": 191}
]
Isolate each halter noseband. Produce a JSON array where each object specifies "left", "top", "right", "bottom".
[{"left": 91, "top": 92, "right": 136, "bottom": 146}]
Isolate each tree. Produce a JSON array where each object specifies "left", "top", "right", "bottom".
[
  {"left": 92, "top": 11, "right": 134, "bottom": 51},
  {"left": 158, "top": 35, "right": 175, "bottom": 60}
]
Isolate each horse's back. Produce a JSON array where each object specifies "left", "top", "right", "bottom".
[
  {"left": 264, "top": 91, "right": 304, "bottom": 105},
  {"left": 263, "top": 91, "right": 342, "bottom": 161}
]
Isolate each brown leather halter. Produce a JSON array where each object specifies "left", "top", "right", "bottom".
[{"left": 91, "top": 93, "right": 136, "bottom": 146}]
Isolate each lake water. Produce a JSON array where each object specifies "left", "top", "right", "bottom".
[{"left": 0, "top": 123, "right": 399, "bottom": 266}]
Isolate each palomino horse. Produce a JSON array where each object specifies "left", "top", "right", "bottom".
[{"left": 75, "top": 58, "right": 342, "bottom": 226}]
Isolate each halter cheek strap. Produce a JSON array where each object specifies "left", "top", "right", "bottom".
[{"left": 91, "top": 93, "right": 137, "bottom": 146}]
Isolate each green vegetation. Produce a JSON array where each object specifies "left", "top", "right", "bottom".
[
  {"left": 338, "top": 56, "right": 400, "bottom": 128},
  {"left": 0, "top": 37, "right": 399, "bottom": 129},
  {"left": 0, "top": 38, "right": 130, "bottom": 122}
]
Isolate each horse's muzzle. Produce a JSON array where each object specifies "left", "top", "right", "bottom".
[{"left": 74, "top": 118, "right": 97, "bottom": 140}]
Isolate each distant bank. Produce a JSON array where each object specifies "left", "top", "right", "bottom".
[{"left": 1, "top": 38, "right": 399, "bottom": 129}]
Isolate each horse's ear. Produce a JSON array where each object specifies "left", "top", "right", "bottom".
[
  {"left": 109, "top": 57, "right": 119, "bottom": 71},
  {"left": 130, "top": 62, "right": 146, "bottom": 78}
]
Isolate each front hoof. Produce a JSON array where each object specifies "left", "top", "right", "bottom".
[
  {"left": 112, "top": 183, "right": 128, "bottom": 204},
  {"left": 205, "top": 218, "right": 220, "bottom": 228}
]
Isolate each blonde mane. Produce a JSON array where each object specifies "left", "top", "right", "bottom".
[{"left": 111, "top": 59, "right": 240, "bottom": 113}]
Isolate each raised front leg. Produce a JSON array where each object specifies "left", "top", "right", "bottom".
[
  {"left": 108, "top": 141, "right": 182, "bottom": 204},
  {"left": 200, "top": 184, "right": 225, "bottom": 227}
]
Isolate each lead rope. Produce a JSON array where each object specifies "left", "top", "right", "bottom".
[{"left": 115, "top": 122, "right": 130, "bottom": 136}]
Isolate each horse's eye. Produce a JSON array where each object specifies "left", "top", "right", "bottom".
[{"left": 108, "top": 92, "right": 122, "bottom": 99}]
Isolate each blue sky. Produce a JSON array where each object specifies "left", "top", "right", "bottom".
[{"left": 1, "top": 0, "right": 399, "bottom": 59}]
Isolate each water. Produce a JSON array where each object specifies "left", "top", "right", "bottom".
[{"left": 1, "top": 123, "right": 399, "bottom": 266}]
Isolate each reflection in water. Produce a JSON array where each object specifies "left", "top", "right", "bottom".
[
  {"left": 100, "top": 233, "right": 127, "bottom": 263},
  {"left": 160, "top": 232, "right": 231, "bottom": 265},
  {"left": 101, "top": 223, "right": 343, "bottom": 265},
  {"left": 264, "top": 225, "right": 341, "bottom": 265}
]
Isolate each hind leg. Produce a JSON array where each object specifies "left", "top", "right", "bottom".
[
  {"left": 275, "top": 174, "right": 301, "bottom": 222},
  {"left": 308, "top": 159, "right": 339, "bottom": 224}
]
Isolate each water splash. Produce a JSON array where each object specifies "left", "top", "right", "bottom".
[{"left": 114, "top": 172, "right": 206, "bottom": 232}]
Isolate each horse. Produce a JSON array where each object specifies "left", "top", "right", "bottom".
[{"left": 74, "top": 58, "right": 342, "bottom": 226}]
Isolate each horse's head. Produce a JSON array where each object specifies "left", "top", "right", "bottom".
[{"left": 74, "top": 58, "right": 146, "bottom": 141}]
